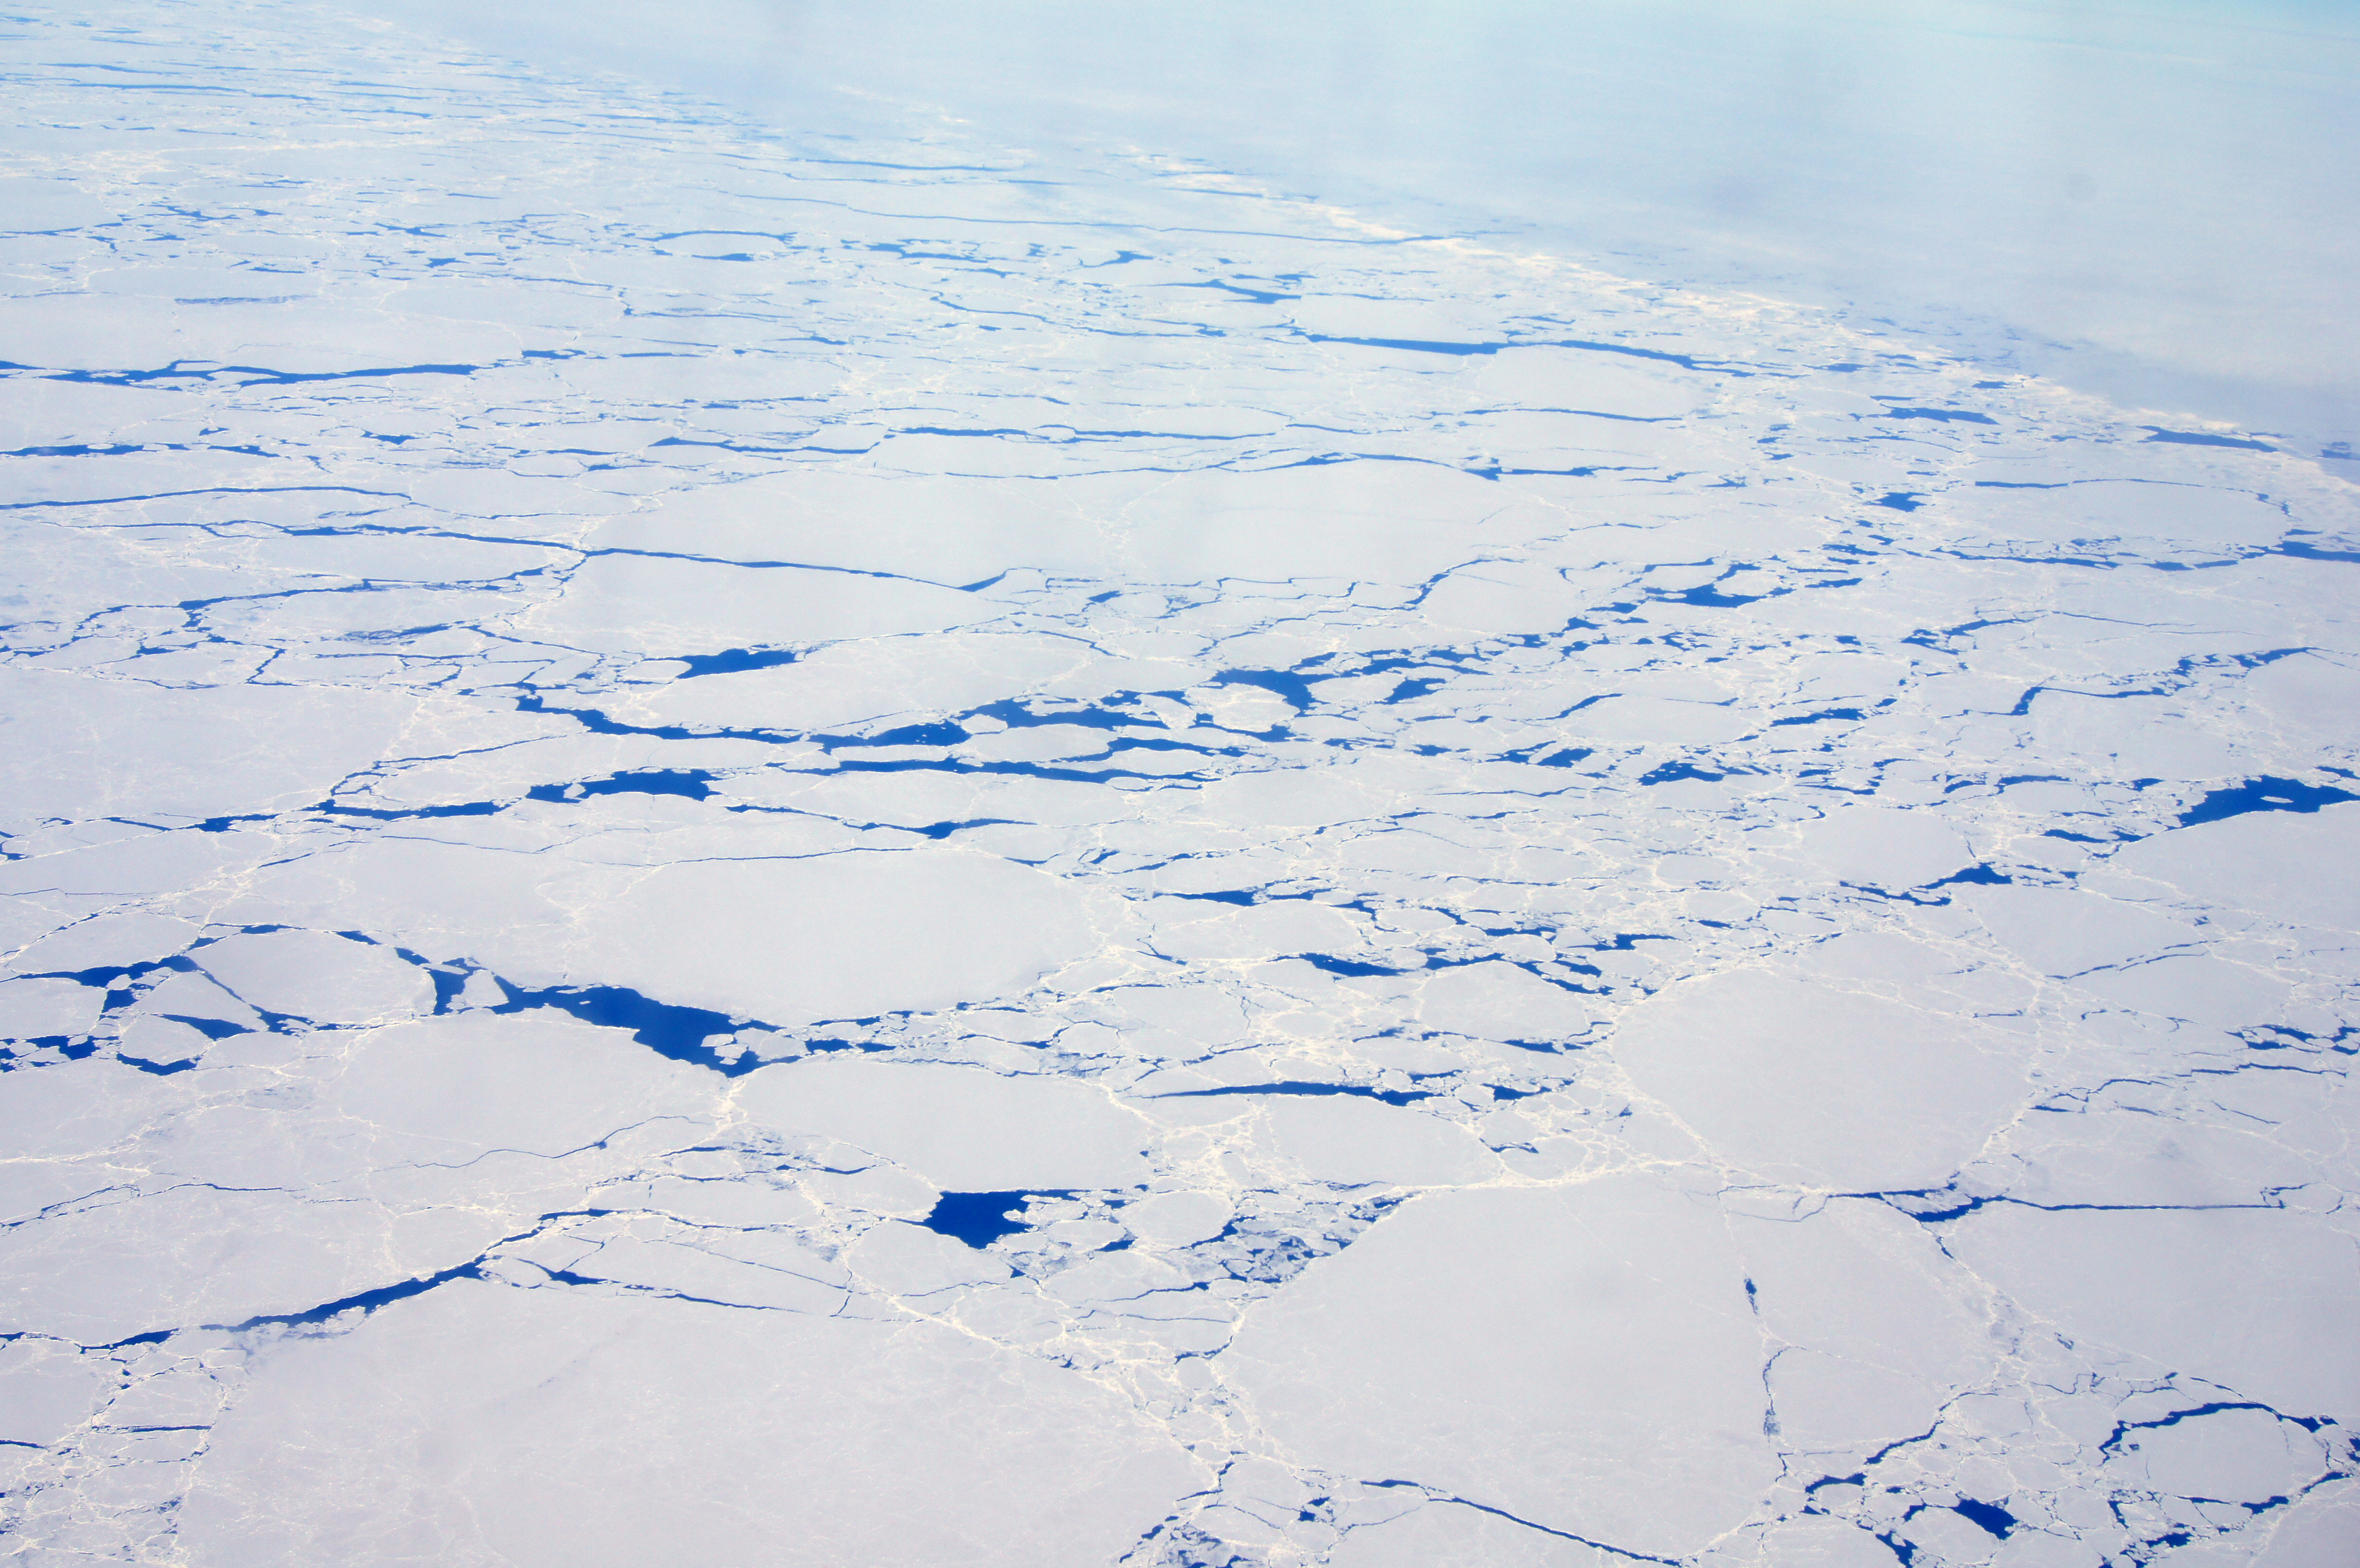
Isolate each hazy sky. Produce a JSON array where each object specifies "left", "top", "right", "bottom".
[{"left": 356, "top": 0, "right": 2360, "bottom": 455}]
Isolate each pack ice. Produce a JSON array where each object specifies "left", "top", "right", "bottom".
[{"left": 0, "top": 5, "right": 2356, "bottom": 1566}]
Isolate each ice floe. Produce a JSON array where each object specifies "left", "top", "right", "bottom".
[{"left": 0, "top": 4, "right": 2355, "bottom": 1566}]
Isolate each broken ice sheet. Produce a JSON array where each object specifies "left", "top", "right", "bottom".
[{"left": 0, "top": 4, "right": 2356, "bottom": 1567}]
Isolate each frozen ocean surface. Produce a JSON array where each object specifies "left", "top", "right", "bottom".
[{"left": 1, "top": 2, "right": 2357, "bottom": 1565}]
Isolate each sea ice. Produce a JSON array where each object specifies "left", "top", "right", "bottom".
[
  {"left": 1224, "top": 1176, "right": 1776, "bottom": 1557},
  {"left": 0, "top": 4, "right": 2353, "bottom": 1564}
]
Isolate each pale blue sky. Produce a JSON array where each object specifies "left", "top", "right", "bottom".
[{"left": 359, "top": 0, "right": 2360, "bottom": 453}]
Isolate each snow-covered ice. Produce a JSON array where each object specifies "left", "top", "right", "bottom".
[{"left": 1, "top": 3, "right": 2357, "bottom": 1565}]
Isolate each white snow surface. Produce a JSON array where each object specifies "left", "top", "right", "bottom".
[
  {"left": 0, "top": 5, "right": 2356, "bottom": 1567},
  {"left": 1224, "top": 1177, "right": 1776, "bottom": 1556}
]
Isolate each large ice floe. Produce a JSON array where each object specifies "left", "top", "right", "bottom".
[{"left": 2, "top": 4, "right": 2358, "bottom": 1565}]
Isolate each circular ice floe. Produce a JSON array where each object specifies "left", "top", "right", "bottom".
[
  {"left": 1222, "top": 1175, "right": 1775, "bottom": 1559},
  {"left": 734, "top": 1058, "right": 1150, "bottom": 1191},
  {"left": 2111, "top": 801, "right": 2360, "bottom": 934},
  {"left": 0, "top": 670, "right": 419, "bottom": 826},
  {"left": 1612, "top": 970, "right": 2029, "bottom": 1190},
  {"left": 233, "top": 842, "right": 1097, "bottom": 1027},
  {"left": 565, "top": 850, "right": 1095, "bottom": 1025},
  {"left": 175, "top": 1281, "right": 1209, "bottom": 1568},
  {"left": 1943, "top": 1204, "right": 2360, "bottom": 1418},
  {"left": 515, "top": 554, "right": 995, "bottom": 656}
]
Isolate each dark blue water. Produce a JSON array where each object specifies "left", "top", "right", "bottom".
[
  {"left": 922, "top": 1190, "right": 1056, "bottom": 1248},
  {"left": 2177, "top": 776, "right": 2358, "bottom": 826},
  {"left": 2144, "top": 428, "right": 2274, "bottom": 451},
  {"left": 1953, "top": 1499, "right": 2016, "bottom": 1537},
  {"left": 1879, "top": 407, "right": 1997, "bottom": 425},
  {"left": 524, "top": 769, "right": 714, "bottom": 803},
  {"left": 674, "top": 647, "right": 798, "bottom": 677},
  {"left": 487, "top": 981, "right": 755, "bottom": 1074},
  {"left": 1151, "top": 1079, "right": 1436, "bottom": 1106}
]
